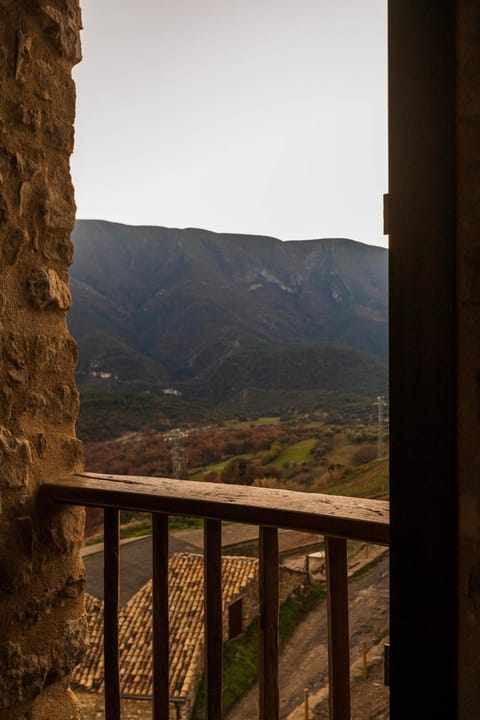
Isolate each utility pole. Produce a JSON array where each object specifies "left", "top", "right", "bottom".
[{"left": 166, "top": 428, "right": 185, "bottom": 479}]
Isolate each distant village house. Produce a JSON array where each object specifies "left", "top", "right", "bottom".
[{"left": 74, "top": 553, "right": 305, "bottom": 719}]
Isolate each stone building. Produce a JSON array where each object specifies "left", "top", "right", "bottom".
[
  {"left": 73, "top": 554, "right": 305, "bottom": 720},
  {"left": 0, "top": 1, "right": 479, "bottom": 719}
]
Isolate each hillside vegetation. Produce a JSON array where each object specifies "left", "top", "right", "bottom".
[
  {"left": 83, "top": 419, "right": 389, "bottom": 540},
  {"left": 77, "top": 385, "right": 382, "bottom": 442}
]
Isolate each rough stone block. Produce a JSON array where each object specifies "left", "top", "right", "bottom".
[
  {"left": 43, "top": 195, "right": 75, "bottom": 231},
  {"left": 51, "top": 615, "right": 87, "bottom": 679},
  {"left": 0, "top": 426, "right": 32, "bottom": 489},
  {"left": 40, "top": 505, "right": 84, "bottom": 556},
  {"left": 0, "top": 642, "right": 48, "bottom": 708},
  {"left": 31, "top": 685, "right": 82, "bottom": 720},
  {"left": 15, "top": 32, "right": 32, "bottom": 85},
  {"left": 3, "top": 228, "right": 28, "bottom": 266},
  {"left": 33, "top": 335, "right": 77, "bottom": 374},
  {"left": 28, "top": 268, "right": 72, "bottom": 310},
  {"left": 35, "top": 1, "right": 82, "bottom": 64},
  {"left": 0, "top": 525, "right": 33, "bottom": 594}
]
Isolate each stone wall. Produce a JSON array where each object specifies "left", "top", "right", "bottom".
[
  {"left": 457, "top": 1, "right": 480, "bottom": 716},
  {"left": 0, "top": 1, "right": 85, "bottom": 718},
  {"left": 226, "top": 565, "right": 307, "bottom": 641}
]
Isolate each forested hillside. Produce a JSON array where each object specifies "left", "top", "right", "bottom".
[{"left": 70, "top": 220, "right": 388, "bottom": 416}]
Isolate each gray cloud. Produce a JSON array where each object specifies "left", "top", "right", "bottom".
[{"left": 72, "top": 0, "right": 387, "bottom": 245}]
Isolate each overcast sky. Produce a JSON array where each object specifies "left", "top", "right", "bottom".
[{"left": 72, "top": 0, "right": 387, "bottom": 246}]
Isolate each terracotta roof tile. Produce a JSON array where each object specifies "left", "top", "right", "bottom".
[{"left": 73, "top": 553, "right": 258, "bottom": 699}]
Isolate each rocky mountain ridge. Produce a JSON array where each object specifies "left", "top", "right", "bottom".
[{"left": 69, "top": 220, "right": 388, "bottom": 405}]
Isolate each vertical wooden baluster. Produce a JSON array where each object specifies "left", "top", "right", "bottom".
[
  {"left": 152, "top": 514, "right": 169, "bottom": 720},
  {"left": 259, "top": 526, "right": 279, "bottom": 720},
  {"left": 104, "top": 508, "right": 120, "bottom": 720},
  {"left": 325, "top": 536, "right": 351, "bottom": 720},
  {"left": 204, "top": 519, "right": 223, "bottom": 720}
]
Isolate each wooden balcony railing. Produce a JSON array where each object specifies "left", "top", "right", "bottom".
[{"left": 41, "top": 472, "right": 390, "bottom": 720}]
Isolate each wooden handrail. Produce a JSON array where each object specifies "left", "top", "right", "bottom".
[
  {"left": 41, "top": 472, "right": 389, "bottom": 545},
  {"left": 42, "top": 473, "right": 389, "bottom": 720}
]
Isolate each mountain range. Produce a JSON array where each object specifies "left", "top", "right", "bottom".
[{"left": 69, "top": 220, "right": 388, "bottom": 410}]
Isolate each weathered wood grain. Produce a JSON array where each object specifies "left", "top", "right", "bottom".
[
  {"left": 152, "top": 514, "right": 169, "bottom": 719},
  {"left": 104, "top": 508, "right": 120, "bottom": 720},
  {"left": 259, "top": 526, "right": 279, "bottom": 720},
  {"left": 204, "top": 519, "right": 223, "bottom": 720},
  {"left": 41, "top": 473, "right": 389, "bottom": 545},
  {"left": 326, "top": 536, "right": 350, "bottom": 720}
]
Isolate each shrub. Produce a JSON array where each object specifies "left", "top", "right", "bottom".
[{"left": 351, "top": 444, "right": 378, "bottom": 466}]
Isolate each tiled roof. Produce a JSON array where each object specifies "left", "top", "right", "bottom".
[{"left": 73, "top": 553, "right": 258, "bottom": 698}]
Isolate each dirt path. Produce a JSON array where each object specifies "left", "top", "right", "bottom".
[{"left": 227, "top": 552, "right": 389, "bottom": 720}]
